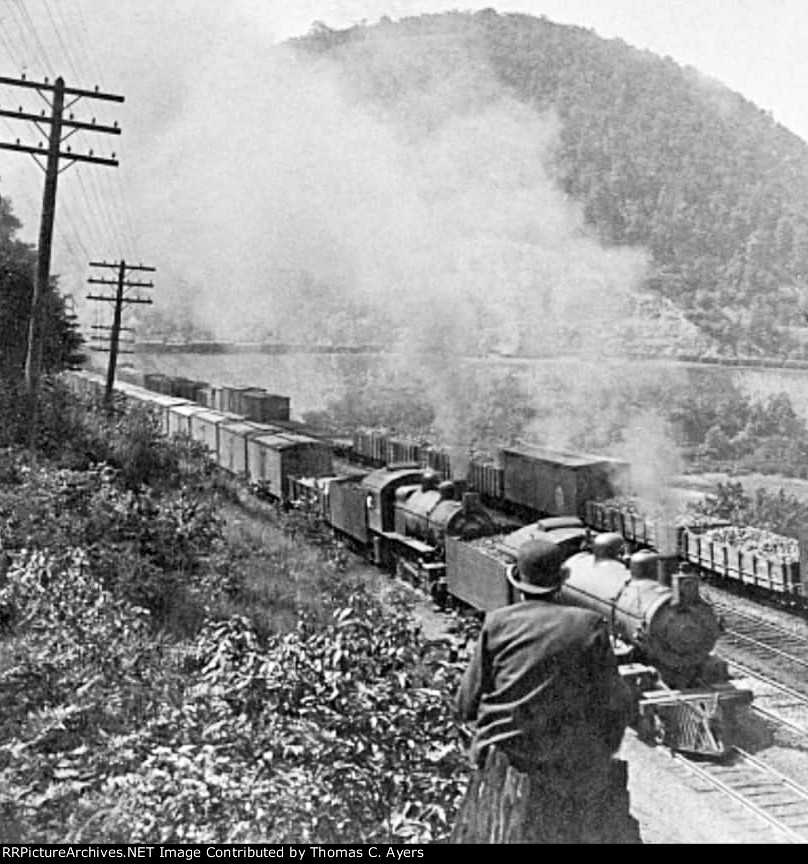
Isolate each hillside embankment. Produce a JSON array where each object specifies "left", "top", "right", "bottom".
[{"left": 0, "top": 382, "right": 471, "bottom": 843}]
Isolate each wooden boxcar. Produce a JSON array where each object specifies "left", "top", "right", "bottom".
[
  {"left": 189, "top": 409, "right": 236, "bottom": 458},
  {"left": 242, "top": 392, "right": 291, "bottom": 424},
  {"left": 246, "top": 432, "right": 333, "bottom": 499},
  {"left": 500, "top": 446, "right": 629, "bottom": 518},
  {"left": 122, "top": 390, "right": 192, "bottom": 436},
  {"left": 218, "top": 421, "right": 270, "bottom": 477},
  {"left": 167, "top": 403, "right": 206, "bottom": 439}
]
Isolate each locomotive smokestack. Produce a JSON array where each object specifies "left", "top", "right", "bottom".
[{"left": 657, "top": 522, "right": 679, "bottom": 588}]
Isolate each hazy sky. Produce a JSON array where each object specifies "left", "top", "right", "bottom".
[
  {"left": 269, "top": 0, "right": 808, "bottom": 138},
  {"left": 0, "top": 0, "right": 804, "bottom": 309}
]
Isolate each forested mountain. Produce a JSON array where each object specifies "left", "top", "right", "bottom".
[{"left": 297, "top": 10, "right": 808, "bottom": 356}]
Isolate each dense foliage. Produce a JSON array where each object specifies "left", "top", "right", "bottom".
[
  {"left": 0, "top": 198, "right": 83, "bottom": 381},
  {"left": 0, "top": 393, "right": 472, "bottom": 842},
  {"left": 303, "top": 366, "right": 535, "bottom": 453},
  {"left": 670, "top": 381, "right": 808, "bottom": 477},
  {"left": 297, "top": 11, "right": 808, "bottom": 355},
  {"left": 693, "top": 481, "right": 808, "bottom": 540}
]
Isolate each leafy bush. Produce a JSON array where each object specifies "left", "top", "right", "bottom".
[
  {"left": 0, "top": 546, "right": 470, "bottom": 843},
  {"left": 0, "top": 386, "right": 474, "bottom": 842},
  {"left": 692, "top": 480, "right": 808, "bottom": 538}
]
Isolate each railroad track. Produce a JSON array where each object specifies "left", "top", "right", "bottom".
[
  {"left": 675, "top": 747, "right": 808, "bottom": 843},
  {"left": 727, "top": 658, "right": 808, "bottom": 735},
  {"left": 713, "top": 602, "right": 808, "bottom": 682},
  {"left": 670, "top": 603, "right": 808, "bottom": 840}
]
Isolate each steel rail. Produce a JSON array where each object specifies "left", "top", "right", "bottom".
[{"left": 674, "top": 748, "right": 808, "bottom": 844}]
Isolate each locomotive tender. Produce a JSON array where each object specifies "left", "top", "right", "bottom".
[{"left": 63, "top": 368, "right": 754, "bottom": 756}]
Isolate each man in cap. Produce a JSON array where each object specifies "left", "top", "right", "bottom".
[{"left": 450, "top": 538, "right": 641, "bottom": 844}]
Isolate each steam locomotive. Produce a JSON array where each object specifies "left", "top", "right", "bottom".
[{"left": 62, "top": 368, "right": 753, "bottom": 757}]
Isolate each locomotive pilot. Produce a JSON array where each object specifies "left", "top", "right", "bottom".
[{"left": 450, "top": 538, "right": 642, "bottom": 844}]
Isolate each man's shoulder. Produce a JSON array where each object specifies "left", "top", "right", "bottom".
[{"left": 485, "top": 601, "right": 606, "bottom": 636}]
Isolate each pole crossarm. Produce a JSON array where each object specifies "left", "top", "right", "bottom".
[
  {"left": 0, "top": 141, "right": 118, "bottom": 166},
  {"left": 0, "top": 74, "right": 124, "bottom": 103},
  {"left": 0, "top": 107, "right": 120, "bottom": 135},
  {"left": 90, "top": 261, "right": 156, "bottom": 272},
  {"left": 86, "top": 293, "right": 153, "bottom": 304},
  {"left": 88, "top": 277, "right": 154, "bottom": 288}
]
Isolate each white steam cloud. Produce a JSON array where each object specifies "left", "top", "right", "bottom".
[{"left": 1, "top": 5, "right": 686, "bottom": 509}]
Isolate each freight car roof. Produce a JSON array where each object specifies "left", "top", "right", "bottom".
[
  {"left": 133, "top": 394, "right": 192, "bottom": 408},
  {"left": 251, "top": 432, "right": 321, "bottom": 449},
  {"left": 169, "top": 404, "right": 207, "bottom": 417},
  {"left": 362, "top": 466, "right": 423, "bottom": 494},
  {"left": 220, "top": 420, "right": 276, "bottom": 436},
  {"left": 191, "top": 410, "right": 234, "bottom": 424},
  {"left": 500, "top": 445, "right": 628, "bottom": 469}
]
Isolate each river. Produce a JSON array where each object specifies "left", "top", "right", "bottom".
[{"left": 99, "top": 352, "right": 808, "bottom": 422}]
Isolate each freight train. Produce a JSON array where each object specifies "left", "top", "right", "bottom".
[{"left": 61, "top": 367, "right": 756, "bottom": 758}]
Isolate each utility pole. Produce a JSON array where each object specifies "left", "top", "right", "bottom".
[
  {"left": 0, "top": 73, "right": 123, "bottom": 450},
  {"left": 87, "top": 260, "right": 155, "bottom": 404}
]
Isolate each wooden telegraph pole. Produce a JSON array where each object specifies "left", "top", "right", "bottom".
[
  {"left": 87, "top": 260, "right": 155, "bottom": 405},
  {"left": 0, "top": 73, "right": 123, "bottom": 452}
]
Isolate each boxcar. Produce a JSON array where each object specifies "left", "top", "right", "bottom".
[
  {"left": 120, "top": 390, "right": 192, "bottom": 436},
  {"left": 218, "top": 421, "right": 271, "bottom": 477},
  {"left": 242, "top": 392, "right": 291, "bottom": 424},
  {"left": 246, "top": 432, "right": 333, "bottom": 499},
  {"left": 143, "top": 373, "right": 170, "bottom": 394},
  {"left": 167, "top": 403, "right": 206, "bottom": 439},
  {"left": 500, "top": 446, "right": 629, "bottom": 518},
  {"left": 189, "top": 409, "right": 236, "bottom": 459}
]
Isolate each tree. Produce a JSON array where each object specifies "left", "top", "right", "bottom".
[{"left": 0, "top": 194, "right": 84, "bottom": 381}]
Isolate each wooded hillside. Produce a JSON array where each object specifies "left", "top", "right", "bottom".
[{"left": 297, "top": 10, "right": 808, "bottom": 356}]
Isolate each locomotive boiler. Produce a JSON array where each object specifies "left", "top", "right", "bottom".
[
  {"left": 558, "top": 533, "right": 752, "bottom": 756},
  {"left": 394, "top": 472, "right": 495, "bottom": 548},
  {"left": 559, "top": 534, "right": 721, "bottom": 687}
]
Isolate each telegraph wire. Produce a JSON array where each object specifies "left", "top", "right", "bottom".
[
  {"left": 10, "top": 0, "right": 54, "bottom": 74},
  {"left": 62, "top": 177, "right": 103, "bottom": 257},
  {"left": 0, "top": 16, "right": 26, "bottom": 69},
  {"left": 38, "top": 0, "right": 81, "bottom": 81},
  {"left": 110, "top": 168, "right": 141, "bottom": 259},
  {"left": 69, "top": 0, "right": 103, "bottom": 84},
  {"left": 85, "top": 165, "right": 128, "bottom": 254},
  {"left": 1, "top": 1, "right": 44, "bottom": 76}
]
